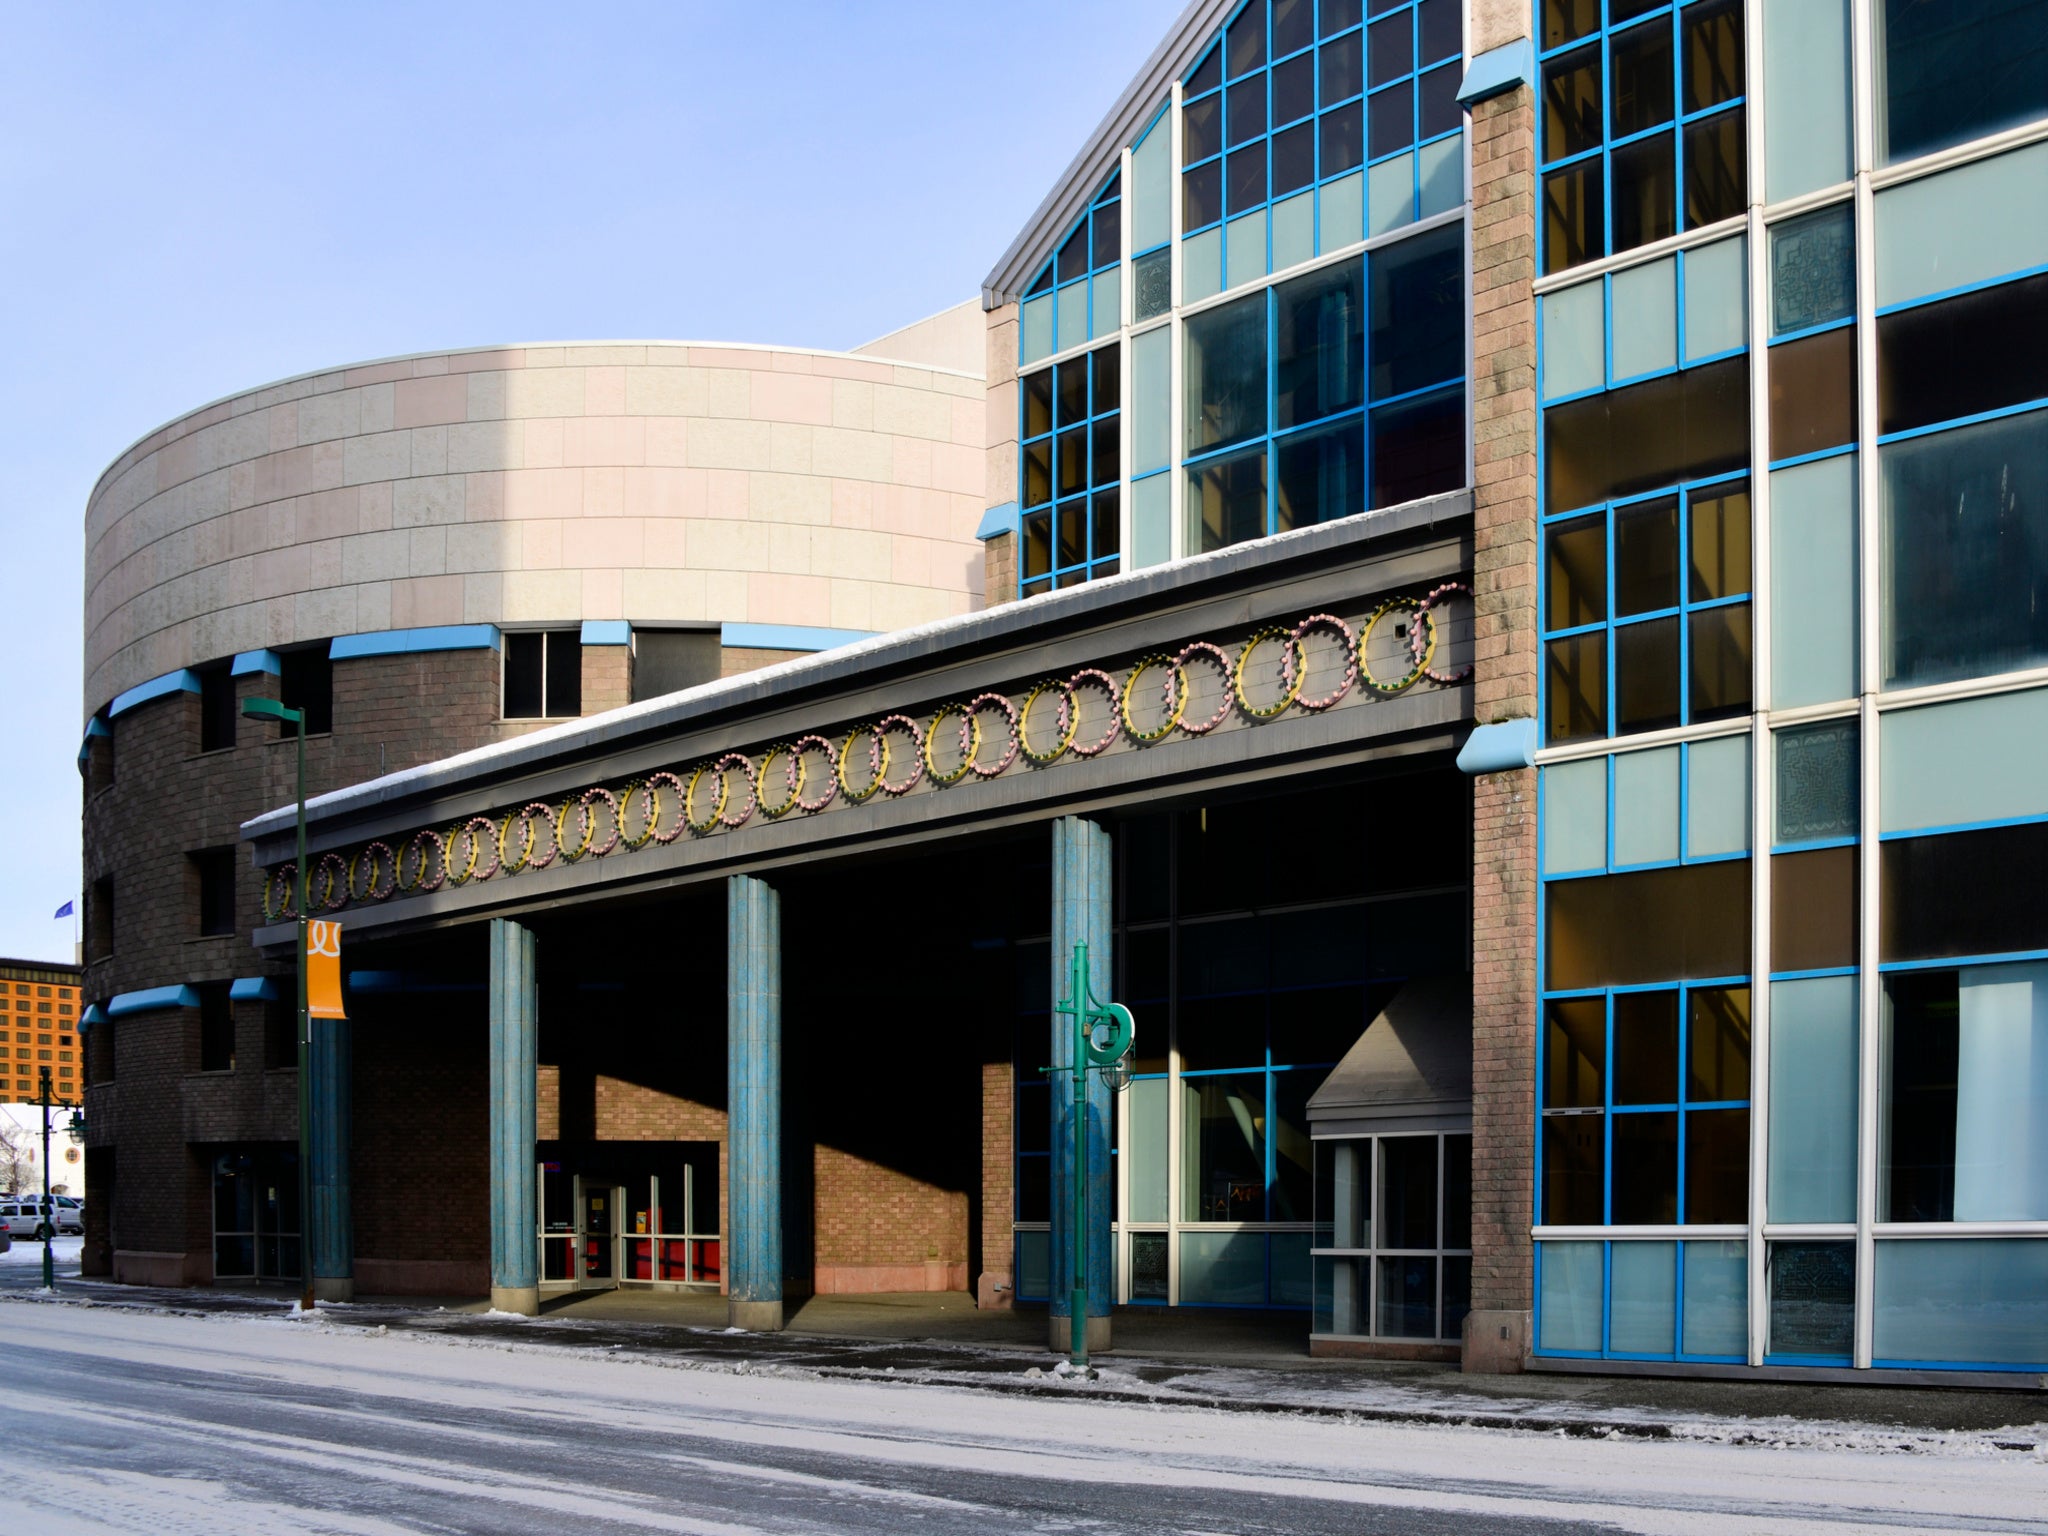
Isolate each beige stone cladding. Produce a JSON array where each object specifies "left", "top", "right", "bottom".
[
  {"left": 84, "top": 339, "right": 987, "bottom": 716},
  {"left": 981, "top": 302, "right": 1020, "bottom": 612}
]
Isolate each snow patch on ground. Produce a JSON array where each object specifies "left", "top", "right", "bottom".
[{"left": 0, "top": 1234, "right": 82, "bottom": 1266}]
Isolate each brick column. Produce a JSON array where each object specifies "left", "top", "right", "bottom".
[
  {"left": 982, "top": 302, "right": 1019, "bottom": 611},
  {"left": 1464, "top": 81, "right": 1541, "bottom": 1374},
  {"left": 977, "top": 1059, "right": 1014, "bottom": 1308}
]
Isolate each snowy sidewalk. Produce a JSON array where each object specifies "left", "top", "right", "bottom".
[{"left": 5, "top": 1264, "right": 2044, "bottom": 1459}]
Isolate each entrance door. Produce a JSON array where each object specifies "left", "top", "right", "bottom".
[
  {"left": 577, "top": 1179, "right": 623, "bottom": 1288},
  {"left": 211, "top": 1146, "right": 301, "bottom": 1284}
]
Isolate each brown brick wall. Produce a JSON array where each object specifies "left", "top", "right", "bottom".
[
  {"left": 982, "top": 531, "right": 1016, "bottom": 612},
  {"left": 581, "top": 644, "right": 631, "bottom": 717},
  {"left": 1466, "top": 83, "right": 1542, "bottom": 1368},
  {"left": 720, "top": 647, "right": 806, "bottom": 679},
  {"left": 977, "top": 1060, "right": 1014, "bottom": 1306}
]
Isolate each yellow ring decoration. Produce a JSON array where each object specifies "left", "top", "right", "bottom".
[
  {"left": 1018, "top": 679, "right": 1079, "bottom": 766},
  {"left": 837, "top": 724, "right": 887, "bottom": 804},
  {"left": 923, "top": 702, "right": 979, "bottom": 787},
  {"left": 1119, "top": 654, "right": 1187, "bottom": 745},
  {"left": 683, "top": 763, "right": 728, "bottom": 835},
  {"left": 755, "top": 748, "right": 804, "bottom": 819},
  {"left": 1231, "top": 627, "right": 1307, "bottom": 720},
  {"left": 1358, "top": 596, "right": 1436, "bottom": 695}
]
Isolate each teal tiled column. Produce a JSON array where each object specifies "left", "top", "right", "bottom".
[
  {"left": 1050, "top": 815, "right": 1114, "bottom": 1352},
  {"left": 308, "top": 1015, "right": 353, "bottom": 1302},
  {"left": 488, "top": 918, "right": 539, "bottom": 1315},
  {"left": 728, "top": 874, "right": 784, "bottom": 1331}
]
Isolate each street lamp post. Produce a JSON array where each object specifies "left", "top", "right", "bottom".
[
  {"left": 244, "top": 694, "right": 313, "bottom": 1313},
  {"left": 33, "top": 1065, "right": 83, "bottom": 1291},
  {"left": 1049, "top": 941, "right": 1133, "bottom": 1375}
]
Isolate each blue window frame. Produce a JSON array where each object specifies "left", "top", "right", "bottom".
[
  {"left": 1020, "top": 172, "right": 1123, "bottom": 367},
  {"left": 1019, "top": 343, "right": 1121, "bottom": 596},
  {"left": 1537, "top": 0, "right": 1746, "bottom": 276},
  {"left": 1541, "top": 472, "right": 1752, "bottom": 745},
  {"left": 1183, "top": 0, "right": 1463, "bottom": 290}
]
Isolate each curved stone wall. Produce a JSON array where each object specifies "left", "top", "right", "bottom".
[{"left": 85, "top": 339, "right": 986, "bottom": 715}]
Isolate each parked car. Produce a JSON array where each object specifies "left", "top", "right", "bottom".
[{"left": 0, "top": 1197, "right": 82, "bottom": 1238}]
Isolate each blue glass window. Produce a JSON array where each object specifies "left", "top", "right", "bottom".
[
  {"left": 1020, "top": 172, "right": 1123, "bottom": 366},
  {"left": 1538, "top": 0, "right": 1747, "bottom": 276},
  {"left": 1020, "top": 343, "right": 1121, "bottom": 597}
]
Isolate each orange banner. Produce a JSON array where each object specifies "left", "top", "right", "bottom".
[{"left": 307, "top": 920, "right": 346, "bottom": 1020}]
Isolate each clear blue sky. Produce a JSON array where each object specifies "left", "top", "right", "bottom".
[{"left": 0, "top": 1, "right": 1185, "bottom": 963}]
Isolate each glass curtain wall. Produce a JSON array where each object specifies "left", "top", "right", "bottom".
[{"left": 1533, "top": 0, "right": 2048, "bottom": 1374}]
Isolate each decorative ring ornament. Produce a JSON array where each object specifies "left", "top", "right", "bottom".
[
  {"left": 1173, "top": 642, "right": 1235, "bottom": 735},
  {"left": 873, "top": 717, "right": 926, "bottom": 796},
  {"left": 1232, "top": 627, "right": 1308, "bottom": 720},
  {"left": 838, "top": 723, "right": 888, "bottom": 804},
  {"left": 1066, "top": 669, "right": 1122, "bottom": 758},
  {"left": 1358, "top": 595, "right": 1435, "bottom": 695},
  {"left": 1119, "top": 655, "right": 1187, "bottom": 745},
  {"left": 616, "top": 783, "right": 659, "bottom": 851},
  {"left": 1415, "top": 582, "right": 1473, "bottom": 684},
  {"left": 501, "top": 804, "right": 552, "bottom": 874},
  {"left": 463, "top": 817, "right": 502, "bottom": 881},
  {"left": 646, "top": 771, "right": 688, "bottom": 843},
  {"left": 311, "top": 852, "right": 350, "bottom": 911},
  {"left": 964, "top": 693, "right": 1019, "bottom": 778},
  {"left": 264, "top": 867, "right": 297, "bottom": 923},
  {"left": 348, "top": 842, "right": 396, "bottom": 904},
  {"left": 1017, "top": 679, "right": 1077, "bottom": 765},
  {"left": 580, "top": 786, "right": 623, "bottom": 856},
  {"left": 708, "top": 756, "right": 754, "bottom": 829},
  {"left": 397, "top": 828, "right": 447, "bottom": 895},
  {"left": 791, "top": 736, "right": 840, "bottom": 814},
  {"left": 922, "top": 702, "right": 979, "bottom": 787},
  {"left": 548, "top": 797, "right": 590, "bottom": 862},
  {"left": 755, "top": 746, "right": 804, "bottom": 818},
  {"left": 1288, "top": 613, "right": 1359, "bottom": 712},
  {"left": 683, "top": 762, "right": 728, "bottom": 836}
]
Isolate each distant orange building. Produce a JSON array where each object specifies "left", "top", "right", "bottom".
[{"left": 0, "top": 960, "right": 82, "bottom": 1104}]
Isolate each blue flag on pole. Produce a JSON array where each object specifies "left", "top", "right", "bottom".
[{"left": 53, "top": 900, "right": 73, "bottom": 920}]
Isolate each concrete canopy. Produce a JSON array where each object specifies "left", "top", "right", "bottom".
[{"left": 1306, "top": 975, "right": 1473, "bottom": 1137}]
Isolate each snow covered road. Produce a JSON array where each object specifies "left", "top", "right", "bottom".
[{"left": 1, "top": 1299, "right": 2041, "bottom": 1535}]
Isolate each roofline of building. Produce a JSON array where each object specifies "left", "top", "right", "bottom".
[
  {"left": 0, "top": 959, "right": 82, "bottom": 983},
  {"left": 980, "top": 0, "right": 1239, "bottom": 310}
]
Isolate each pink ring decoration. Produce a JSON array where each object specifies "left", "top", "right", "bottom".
[
  {"left": 267, "top": 866, "right": 298, "bottom": 921},
  {"left": 1289, "top": 612, "right": 1359, "bottom": 711},
  {"left": 792, "top": 735, "right": 840, "bottom": 814},
  {"left": 556, "top": 796, "right": 596, "bottom": 861},
  {"left": 1416, "top": 582, "right": 1474, "bottom": 684},
  {"left": 519, "top": 803, "right": 560, "bottom": 869},
  {"left": 646, "top": 771, "right": 688, "bottom": 843},
  {"left": 1174, "top": 642, "right": 1235, "bottom": 735},
  {"left": 1068, "top": 669, "right": 1123, "bottom": 757},
  {"left": 402, "top": 828, "right": 447, "bottom": 894},
  {"left": 965, "top": 692, "right": 1019, "bottom": 778},
  {"left": 464, "top": 816, "right": 502, "bottom": 881},
  {"left": 712, "top": 755, "right": 755, "bottom": 829},
  {"left": 582, "top": 786, "right": 623, "bottom": 855},
  {"left": 875, "top": 717, "right": 926, "bottom": 796},
  {"left": 315, "top": 852, "right": 350, "bottom": 911},
  {"left": 352, "top": 842, "right": 396, "bottom": 903}
]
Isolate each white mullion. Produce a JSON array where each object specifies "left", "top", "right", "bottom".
[
  {"left": 1169, "top": 79, "right": 1187, "bottom": 565},
  {"left": 1120, "top": 145, "right": 1136, "bottom": 575},
  {"left": 1850, "top": 0, "right": 1881, "bottom": 1376}
]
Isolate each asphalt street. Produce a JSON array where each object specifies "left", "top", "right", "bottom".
[{"left": 2, "top": 1297, "right": 2043, "bottom": 1536}]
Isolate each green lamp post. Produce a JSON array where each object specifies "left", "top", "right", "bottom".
[
  {"left": 32, "top": 1065, "right": 83, "bottom": 1291},
  {"left": 243, "top": 694, "right": 314, "bottom": 1313},
  {"left": 1050, "top": 940, "right": 1133, "bottom": 1375}
]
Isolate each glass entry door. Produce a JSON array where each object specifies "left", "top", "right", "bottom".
[{"left": 211, "top": 1146, "right": 300, "bottom": 1283}]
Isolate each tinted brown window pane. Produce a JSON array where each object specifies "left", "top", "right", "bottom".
[
  {"left": 1368, "top": 77, "right": 1414, "bottom": 158},
  {"left": 1616, "top": 615, "right": 1681, "bottom": 733},
  {"left": 1368, "top": 13, "right": 1411, "bottom": 85},
  {"left": 1546, "top": 996, "right": 1607, "bottom": 1108},
  {"left": 1610, "top": 18, "right": 1674, "bottom": 135},
  {"left": 1543, "top": 1115, "right": 1606, "bottom": 1223},
  {"left": 1419, "top": 61, "right": 1462, "bottom": 138},
  {"left": 1546, "top": 859, "right": 1753, "bottom": 990},
  {"left": 1684, "top": 112, "right": 1745, "bottom": 229},
  {"left": 1322, "top": 31, "right": 1363, "bottom": 104},
  {"left": 1275, "top": 0, "right": 1315, "bottom": 56},
  {"left": 1189, "top": 42, "right": 1222, "bottom": 97},
  {"left": 1057, "top": 427, "right": 1088, "bottom": 496},
  {"left": 1612, "top": 131, "right": 1677, "bottom": 254},
  {"left": 1091, "top": 490, "right": 1120, "bottom": 559},
  {"left": 1228, "top": 76, "right": 1267, "bottom": 145},
  {"left": 1688, "top": 482, "right": 1751, "bottom": 600},
  {"left": 1321, "top": 101, "right": 1364, "bottom": 174},
  {"left": 1420, "top": 0, "right": 1460, "bottom": 61},
  {"left": 1769, "top": 328, "right": 1856, "bottom": 461},
  {"left": 1542, "top": 160, "right": 1603, "bottom": 275},
  {"left": 1057, "top": 358, "right": 1088, "bottom": 426},
  {"left": 1274, "top": 53, "right": 1316, "bottom": 127},
  {"left": 1023, "top": 439, "right": 1051, "bottom": 507},
  {"left": 1275, "top": 420, "right": 1365, "bottom": 529},
  {"left": 1615, "top": 496, "right": 1680, "bottom": 615},
  {"left": 1877, "top": 271, "right": 2048, "bottom": 438},
  {"left": 1091, "top": 417, "right": 1118, "bottom": 488},
  {"left": 1546, "top": 632, "right": 1607, "bottom": 743},
  {"left": 1543, "top": 45, "right": 1602, "bottom": 159},
  {"left": 1543, "top": 0, "right": 1599, "bottom": 48},
  {"left": 1056, "top": 502, "right": 1085, "bottom": 569},
  {"left": 1227, "top": 143, "right": 1268, "bottom": 213},
  {"left": 1544, "top": 355, "right": 1750, "bottom": 511},
  {"left": 1688, "top": 987, "right": 1751, "bottom": 1102},
  {"left": 1091, "top": 343, "right": 1119, "bottom": 414},
  {"left": 1772, "top": 847, "right": 1857, "bottom": 973},
  {"left": 1023, "top": 369, "right": 1053, "bottom": 438},
  {"left": 1188, "top": 447, "right": 1268, "bottom": 553},
  {"left": 1684, "top": 1107, "right": 1749, "bottom": 1223},
  {"left": 502, "top": 631, "right": 544, "bottom": 719},
  {"left": 1228, "top": 1, "right": 1267, "bottom": 75},
  {"left": 1368, "top": 389, "right": 1464, "bottom": 506},
  {"left": 1613, "top": 1112, "right": 1679, "bottom": 1222},
  {"left": 1882, "top": 969, "right": 1958, "bottom": 1222},
  {"left": 1682, "top": 0, "right": 1743, "bottom": 112},
  {"left": 1022, "top": 510, "right": 1052, "bottom": 577},
  {"left": 1614, "top": 989, "right": 1679, "bottom": 1104},
  {"left": 1185, "top": 92, "right": 1222, "bottom": 165},
  {"left": 1092, "top": 204, "right": 1120, "bottom": 270},
  {"left": 1880, "top": 822, "right": 2048, "bottom": 964},
  {"left": 1185, "top": 161, "right": 1222, "bottom": 228},
  {"left": 1547, "top": 513, "right": 1607, "bottom": 626},
  {"left": 1687, "top": 602, "right": 1752, "bottom": 721}
]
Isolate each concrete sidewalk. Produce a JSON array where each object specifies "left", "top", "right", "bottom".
[{"left": 8, "top": 1265, "right": 2046, "bottom": 1452}]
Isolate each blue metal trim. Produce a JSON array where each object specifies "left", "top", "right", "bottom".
[
  {"left": 1876, "top": 396, "right": 2048, "bottom": 447},
  {"left": 231, "top": 649, "right": 283, "bottom": 677},
  {"left": 1872, "top": 260, "right": 2048, "bottom": 318},
  {"left": 719, "top": 622, "right": 877, "bottom": 654},
  {"left": 1457, "top": 718, "right": 1538, "bottom": 773},
  {"left": 1767, "top": 965, "right": 1859, "bottom": 982},
  {"left": 346, "top": 970, "right": 485, "bottom": 994},
  {"left": 579, "top": 620, "right": 630, "bottom": 646},
  {"left": 977, "top": 502, "right": 1021, "bottom": 541},
  {"left": 107, "top": 669, "right": 202, "bottom": 719},
  {"left": 1879, "top": 948, "right": 2048, "bottom": 974},
  {"left": 228, "top": 976, "right": 282, "bottom": 1002},
  {"left": 108, "top": 985, "right": 200, "bottom": 1017},
  {"left": 1767, "top": 443, "right": 1858, "bottom": 472},
  {"left": 78, "top": 1003, "right": 107, "bottom": 1032},
  {"left": 330, "top": 624, "right": 501, "bottom": 660},
  {"left": 1877, "top": 810, "right": 2048, "bottom": 842},
  {"left": 1769, "top": 315, "right": 1856, "bottom": 347},
  {"left": 1871, "top": 1357, "right": 2048, "bottom": 1374},
  {"left": 1457, "top": 39, "right": 1533, "bottom": 105}
]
